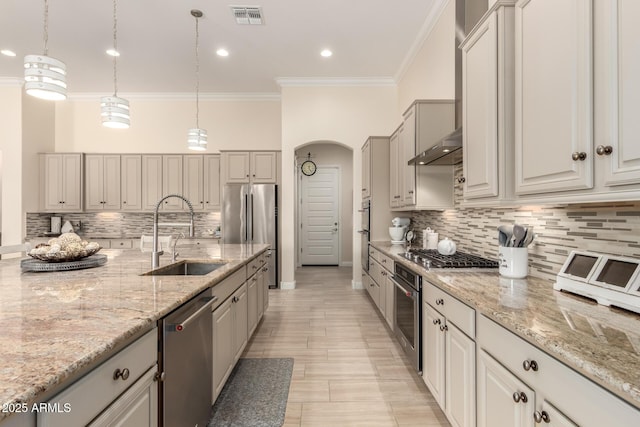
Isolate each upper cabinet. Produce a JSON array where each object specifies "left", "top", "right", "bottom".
[
  {"left": 221, "top": 151, "right": 279, "bottom": 184},
  {"left": 183, "top": 154, "right": 221, "bottom": 211},
  {"left": 460, "top": 1, "right": 516, "bottom": 204},
  {"left": 85, "top": 154, "right": 121, "bottom": 211},
  {"left": 40, "top": 153, "right": 83, "bottom": 211},
  {"left": 392, "top": 100, "right": 455, "bottom": 211},
  {"left": 512, "top": 0, "right": 640, "bottom": 202},
  {"left": 121, "top": 155, "right": 142, "bottom": 210},
  {"left": 361, "top": 140, "right": 372, "bottom": 200}
]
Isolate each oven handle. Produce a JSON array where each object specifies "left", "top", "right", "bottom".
[{"left": 391, "top": 275, "right": 418, "bottom": 299}]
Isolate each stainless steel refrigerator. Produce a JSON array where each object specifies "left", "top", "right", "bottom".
[{"left": 222, "top": 184, "right": 278, "bottom": 288}]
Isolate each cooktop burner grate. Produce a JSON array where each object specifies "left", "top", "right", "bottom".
[{"left": 407, "top": 249, "right": 499, "bottom": 269}]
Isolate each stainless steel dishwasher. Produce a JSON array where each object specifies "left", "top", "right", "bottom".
[{"left": 161, "top": 288, "right": 216, "bottom": 427}]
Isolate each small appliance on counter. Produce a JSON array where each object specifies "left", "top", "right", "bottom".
[{"left": 389, "top": 217, "right": 410, "bottom": 245}]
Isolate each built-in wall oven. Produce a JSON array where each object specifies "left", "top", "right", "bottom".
[
  {"left": 358, "top": 200, "right": 371, "bottom": 272},
  {"left": 392, "top": 262, "right": 422, "bottom": 373}
]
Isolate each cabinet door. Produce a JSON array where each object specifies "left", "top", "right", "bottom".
[
  {"left": 62, "top": 154, "right": 83, "bottom": 211},
  {"left": 223, "top": 152, "right": 250, "bottom": 183},
  {"left": 389, "top": 129, "right": 402, "bottom": 207},
  {"left": 362, "top": 141, "right": 371, "bottom": 199},
  {"left": 257, "top": 266, "right": 265, "bottom": 321},
  {"left": 251, "top": 152, "right": 277, "bottom": 183},
  {"left": 204, "top": 155, "right": 221, "bottom": 210},
  {"left": 477, "top": 350, "right": 535, "bottom": 427},
  {"left": 462, "top": 12, "right": 499, "bottom": 199},
  {"left": 142, "top": 155, "right": 163, "bottom": 210},
  {"left": 88, "top": 366, "right": 158, "bottom": 427},
  {"left": 445, "top": 322, "right": 476, "bottom": 427},
  {"left": 85, "top": 154, "right": 106, "bottom": 210},
  {"left": 539, "top": 400, "right": 578, "bottom": 427},
  {"left": 212, "top": 298, "right": 234, "bottom": 402},
  {"left": 384, "top": 274, "right": 394, "bottom": 329},
  {"left": 103, "top": 155, "right": 121, "bottom": 210},
  {"left": 121, "top": 155, "right": 142, "bottom": 210},
  {"left": 162, "top": 155, "right": 183, "bottom": 210},
  {"left": 232, "top": 284, "right": 248, "bottom": 362},
  {"left": 423, "top": 304, "right": 445, "bottom": 407},
  {"left": 183, "top": 155, "right": 204, "bottom": 210},
  {"left": 247, "top": 275, "right": 259, "bottom": 336},
  {"left": 402, "top": 108, "right": 416, "bottom": 206},
  {"left": 596, "top": 0, "right": 640, "bottom": 186},
  {"left": 515, "top": 0, "right": 593, "bottom": 195}
]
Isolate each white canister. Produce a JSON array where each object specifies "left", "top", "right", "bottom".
[
  {"left": 499, "top": 246, "right": 529, "bottom": 279},
  {"left": 426, "top": 232, "right": 439, "bottom": 250}
]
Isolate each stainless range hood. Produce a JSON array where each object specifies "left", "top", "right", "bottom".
[
  {"left": 408, "top": 127, "right": 462, "bottom": 165},
  {"left": 408, "top": 0, "right": 485, "bottom": 167}
]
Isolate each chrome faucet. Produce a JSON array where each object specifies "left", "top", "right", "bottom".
[
  {"left": 152, "top": 195, "right": 195, "bottom": 269},
  {"left": 172, "top": 232, "right": 186, "bottom": 263}
]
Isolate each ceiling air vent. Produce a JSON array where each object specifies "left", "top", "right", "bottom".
[{"left": 230, "top": 6, "right": 264, "bottom": 25}]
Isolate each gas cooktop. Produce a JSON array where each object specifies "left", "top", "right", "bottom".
[{"left": 404, "top": 249, "right": 499, "bottom": 269}]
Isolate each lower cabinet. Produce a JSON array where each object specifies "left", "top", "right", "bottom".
[
  {"left": 38, "top": 328, "right": 158, "bottom": 427},
  {"left": 422, "top": 283, "right": 476, "bottom": 427},
  {"left": 248, "top": 253, "right": 267, "bottom": 336},
  {"left": 477, "top": 315, "right": 639, "bottom": 427},
  {"left": 366, "top": 248, "right": 394, "bottom": 328}
]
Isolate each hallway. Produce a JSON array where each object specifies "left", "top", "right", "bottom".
[{"left": 243, "top": 266, "right": 450, "bottom": 426}]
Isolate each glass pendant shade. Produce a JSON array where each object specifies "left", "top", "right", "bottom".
[
  {"left": 187, "top": 128, "right": 208, "bottom": 151},
  {"left": 24, "top": 54, "right": 67, "bottom": 101},
  {"left": 101, "top": 96, "right": 130, "bottom": 128}
]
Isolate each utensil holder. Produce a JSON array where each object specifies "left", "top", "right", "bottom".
[{"left": 499, "top": 246, "right": 528, "bottom": 279}]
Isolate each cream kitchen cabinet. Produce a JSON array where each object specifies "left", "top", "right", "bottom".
[
  {"left": 389, "top": 126, "right": 403, "bottom": 208},
  {"left": 85, "top": 154, "right": 121, "bottom": 211},
  {"left": 247, "top": 253, "right": 266, "bottom": 336},
  {"left": 39, "top": 153, "right": 83, "bottom": 212},
  {"left": 477, "top": 315, "right": 640, "bottom": 427},
  {"left": 162, "top": 155, "right": 184, "bottom": 209},
  {"left": 221, "top": 151, "right": 279, "bottom": 184},
  {"left": 361, "top": 136, "right": 392, "bottom": 242},
  {"left": 423, "top": 282, "right": 476, "bottom": 427},
  {"left": 141, "top": 155, "right": 184, "bottom": 211},
  {"left": 141, "top": 155, "right": 163, "bottom": 210},
  {"left": 367, "top": 246, "right": 394, "bottom": 329},
  {"left": 393, "top": 100, "right": 455, "bottom": 210},
  {"left": 183, "top": 154, "right": 221, "bottom": 211},
  {"left": 460, "top": 1, "right": 516, "bottom": 204},
  {"left": 361, "top": 139, "right": 371, "bottom": 200},
  {"left": 121, "top": 155, "right": 142, "bottom": 210},
  {"left": 38, "top": 328, "right": 158, "bottom": 427}
]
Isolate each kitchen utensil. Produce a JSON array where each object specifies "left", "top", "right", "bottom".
[
  {"left": 513, "top": 224, "right": 526, "bottom": 247},
  {"left": 497, "top": 225, "right": 513, "bottom": 247},
  {"left": 437, "top": 237, "right": 457, "bottom": 255},
  {"left": 405, "top": 229, "right": 415, "bottom": 243},
  {"left": 522, "top": 231, "right": 535, "bottom": 248}
]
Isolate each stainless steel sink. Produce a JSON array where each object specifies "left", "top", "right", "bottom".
[{"left": 143, "top": 261, "right": 227, "bottom": 276}]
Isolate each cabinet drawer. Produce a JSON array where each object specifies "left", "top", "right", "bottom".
[
  {"left": 93, "top": 239, "right": 111, "bottom": 249},
  {"left": 369, "top": 246, "right": 379, "bottom": 263},
  {"left": 423, "top": 282, "right": 475, "bottom": 338},
  {"left": 477, "top": 315, "right": 640, "bottom": 426},
  {"left": 211, "top": 267, "right": 246, "bottom": 310},
  {"left": 247, "top": 256, "right": 264, "bottom": 278},
  {"left": 110, "top": 239, "right": 133, "bottom": 249},
  {"left": 38, "top": 328, "right": 157, "bottom": 427},
  {"left": 378, "top": 253, "right": 393, "bottom": 272}
]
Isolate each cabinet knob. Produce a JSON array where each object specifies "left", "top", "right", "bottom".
[
  {"left": 439, "top": 324, "right": 448, "bottom": 332},
  {"left": 154, "top": 371, "right": 166, "bottom": 382},
  {"left": 232, "top": 296, "right": 239, "bottom": 303},
  {"left": 113, "top": 368, "right": 130, "bottom": 381},
  {"left": 571, "top": 151, "right": 587, "bottom": 161},
  {"left": 433, "top": 318, "right": 441, "bottom": 325},
  {"left": 512, "top": 391, "right": 528, "bottom": 403},
  {"left": 435, "top": 298, "right": 444, "bottom": 305},
  {"left": 123, "top": 201, "right": 127, "bottom": 204},
  {"left": 596, "top": 145, "right": 613, "bottom": 156},
  {"left": 534, "top": 410, "right": 550, "bottom": 423},
  {"left": 457, "top": 177, "right": 466, "bottom": 184},
  {"left": 522, "top": 359, "right": 538, "bottom": 372}
]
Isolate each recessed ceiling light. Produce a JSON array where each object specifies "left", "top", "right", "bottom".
[
  {"left": 216, "top": 49, "right": 229, "bottom": 57},
  {"left": 320, "top": 49, "right": 332, "bottom": 58},
  {"left": 106, "top": 49, "right": 120, "bottom": 57},
  {"left": 1, "top": 49, "right": 16, "bottom": 57}
]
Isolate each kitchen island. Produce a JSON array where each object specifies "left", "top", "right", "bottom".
[
  {"left": 372, "top": 242, "right": 640, "bottom": 418},
  {"left": 0, "top": 242, "right": 269, "bottom": 425}
]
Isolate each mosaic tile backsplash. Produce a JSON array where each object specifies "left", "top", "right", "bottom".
[
  {"left": 27, "top": 212, "right": 221, "bottom": 240},
  {"left": 410, "top": 167, "right": 640, "bottom": 282}
]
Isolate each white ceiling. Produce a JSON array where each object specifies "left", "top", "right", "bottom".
[{"left": 0, "top": 0, "right": 443, "bottom": 95}]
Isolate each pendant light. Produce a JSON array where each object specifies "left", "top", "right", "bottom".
[
  {"left": 101, "top": 0, "right": 130, "bottom": 128},
  {"left": 187, "top": 9, "right": 207, "bottom": 151},
  {"left": 24, "top": 0, "right": 67, "bottom": 101}
]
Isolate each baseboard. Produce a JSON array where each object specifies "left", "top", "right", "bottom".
[
  {"left": 340, "top": 261, "right": 353, "bottom": 267},
  {"left": 352, "top": 280, "right": 364, "bottom": 289},
  {"left": 280, "top": 281, "right": 296, "bottom": 290}
]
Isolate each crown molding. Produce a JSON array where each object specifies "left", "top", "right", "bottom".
[
  {"left": 0, "top": 77, "right": 23, "bottom": 87},
  {"left": 67, "top": 92, "right": 281, "bottom": 101},
  {"left": 276, "top": 77, "right": 396, "bottom": 87}
]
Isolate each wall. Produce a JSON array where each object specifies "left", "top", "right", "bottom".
[
  {"left": 54, "top": 96, "right": 282, "bottom": 153},
  {"left": 280, "top": 85, "right": 398, "bottom": 287},
  {"left": 295, "top": 143, "right": 353, "bottom": 265}
]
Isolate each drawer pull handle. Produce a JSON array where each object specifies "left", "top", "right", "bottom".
[
  {"left": 534, "top": 410, "right": 550, "bottom": 423},
  {"left": 113, "top": 368, "right": 130, "bottom": 381},
  {"left": 512, "top": 391, "right": 528, "bottom": 403},
  {"left": 435, "top": 298, "right": 444, "bottom": 305},
  {"left": 523, "top": 359, "right": 538, "bottom": 372}
]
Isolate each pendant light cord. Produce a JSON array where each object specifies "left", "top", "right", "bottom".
[
  {"left": 194, "top": 13, "right": 201, "bottom": 129},
  {"left": 112, "top": 0, "right": 119, "bottom": 96},
  {"left": 42, "top": 0, "right": 49, "bottom": 55}
]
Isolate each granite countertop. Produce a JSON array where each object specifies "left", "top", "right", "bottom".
[
  {"left": 0, "top": 243, "right": 268, "bottom": 421},
  {"left": 372, "top": 242, "right": 640, "bottom": 411}
]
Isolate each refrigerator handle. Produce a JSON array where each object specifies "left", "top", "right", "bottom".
[
  {"left": 244, "top": 193, "right": 248, "bottom": 242},
  {"left": 250, "top": 193, "right": 254, "bottom": 242}
]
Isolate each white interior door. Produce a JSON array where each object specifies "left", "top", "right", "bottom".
[{"left": 299, "top": 166, "right": 340, "bottom": 265}]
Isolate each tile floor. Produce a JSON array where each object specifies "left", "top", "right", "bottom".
[{"left": 243, "top": 266, "right": 450, "bottom": 427}]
